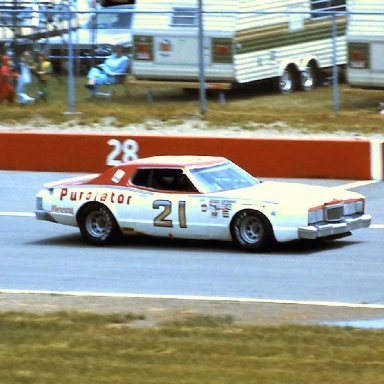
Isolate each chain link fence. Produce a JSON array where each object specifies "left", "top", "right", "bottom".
[{"left": 1, "top": 4, "right": 382, "bottom": 114}]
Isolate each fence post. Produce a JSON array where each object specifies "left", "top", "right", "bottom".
[
  {"left": 332, "top": 13, "right": 339, "bottom": 114},
  {"left": 66, "top": 5, "right": 76, "bottom": 114},
  {"left": 198, "top": 0, "right": 206, "bottom": 116}
]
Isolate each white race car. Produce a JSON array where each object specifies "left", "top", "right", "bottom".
[{"left": 35, "top": 155, "right": 371, "bottom": 251}]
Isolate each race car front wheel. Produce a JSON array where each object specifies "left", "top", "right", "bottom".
[
  {"left": 230, "top": 210, "right": 274, "bottom": 251},
  {"left": 79, "top": 204, "right": 121, "bottom": 245}
]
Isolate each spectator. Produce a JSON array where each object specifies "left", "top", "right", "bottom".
[
  {"left": 33, "top": 52, "right": 52, "bottom": 102},
  {"left": 0, "top": 55, "right": 18, "bottom": 103},
  {"left": 85, "top": 46, "right": 129, "bottom": 95},
  {"left": 15, "top": 51, "right": 35, "bottom": 104}
]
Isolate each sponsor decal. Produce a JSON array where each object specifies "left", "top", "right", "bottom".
[
  {"left": 51, "top": 205, "right": 74, "bottom": 214},
  {"left": 207, "top": 199, "right": 235, "bottom": 219},
  {"left": 60, "top": 188, "right": 132, "bottom": 205}
]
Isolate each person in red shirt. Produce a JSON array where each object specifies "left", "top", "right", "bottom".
[{"left": 0, "top": 56, "right": 18, "bottom": 103}]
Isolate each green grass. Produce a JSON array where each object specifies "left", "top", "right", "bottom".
[
  {"left": 1, "top": 311, "right": 383, "bottom": 384},
  {"left": 2, "top": 75, "right": 384, "bottom": 135}
]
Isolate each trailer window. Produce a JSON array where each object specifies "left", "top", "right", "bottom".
[
  {"left": 86, "top": 10, "right": 133, "bottom": 30},
  {"left": 171, "top": 8, "right": 198, "bottom": 27},
  {"left": 310, "top": 0, "right": 346, "bottom": 19}
]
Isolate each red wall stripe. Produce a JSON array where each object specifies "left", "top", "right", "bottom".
[{"left": 0, "top": 132, "right": 372, "bottom": 179}]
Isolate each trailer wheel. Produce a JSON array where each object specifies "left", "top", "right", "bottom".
[
  {"left": 300, "top": 63, "right": 318, "bottom": 91},
  {"left": 278, "top": 66, "right": 296, "bottom": 94}
]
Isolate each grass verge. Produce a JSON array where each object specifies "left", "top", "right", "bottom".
[
  {"left": 1, "top": 311, "right": 383, "bottom": 383},
  {"left": 1, "top": 76, "right": 384, "bottom": 135}
]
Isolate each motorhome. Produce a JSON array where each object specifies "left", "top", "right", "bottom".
[
  {"left": 347, "top": 1, "right": 384, "bottom": 89},
  {"left": 40, "top": 3, "right": 134, "bottom": 72},
  {"left": 132, "top": 0, "right": 348, "bottom": 93}
]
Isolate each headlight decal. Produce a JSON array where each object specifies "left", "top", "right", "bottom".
[
  {"left": 308, "top": 198, "right": 365, "bottom": 224},
  {"left": 308, "top": 207, "right": 324, "bottom": 224}
]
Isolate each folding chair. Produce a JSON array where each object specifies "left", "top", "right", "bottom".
[{"left": 92, "top": 73, "right": 128, "bottom": 98}]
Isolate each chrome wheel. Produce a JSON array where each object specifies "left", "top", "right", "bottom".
[
  {"left": 301, "top": 64, "right": 317, "bottom": 91},
  {"left": 279, "top": 68, "right": 295, "bottom": 94},
  {"left": 239, "top": 215, "right": 264, "bottom": 244},
  {"left": 85, "top": 209, "right": 113, "bottom": 241},
  {"left": 79, "top": 205, "right": 120, "bottom": 245},
  {"left": 231, "top": 211, "right": 273, "bottom": 251}
]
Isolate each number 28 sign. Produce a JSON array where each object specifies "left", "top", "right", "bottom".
[{"left": 106, "top": 139, "right": 139, "bottom": 166}]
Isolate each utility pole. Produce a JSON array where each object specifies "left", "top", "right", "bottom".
[
  {"left": 197, "top": 0, "right": 206, "bottom": 116},
  {"left": 67, "top": 3, "right": 75, "bottom": 114}
]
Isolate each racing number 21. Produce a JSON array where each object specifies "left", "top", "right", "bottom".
[{"left": 153, "top": 200, "right": 187, "bottom": 228}]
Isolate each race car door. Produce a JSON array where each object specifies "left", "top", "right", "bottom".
[{"left": 119, "top": 167, "right": 211, "bottom": 239}]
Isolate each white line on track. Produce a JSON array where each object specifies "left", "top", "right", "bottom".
[
  {"left": 370, "top": 224, "right": 384, "bottom": 229},
  {"left": 1, "top": 289, "right": 384, "bottom": 309},
  {"left": 336, "top": 180, "right": 380, "bottom": 190},
  {"left": 0, "top": 212, "right": 35, "bottom": 217}
]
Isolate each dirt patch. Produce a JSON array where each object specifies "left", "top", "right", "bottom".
[
  {"left": 1, "top": 117, "right": 383, "bottom": 140},
  {"left": 1, "top": 293, "right": 384, "bottom": 327}
]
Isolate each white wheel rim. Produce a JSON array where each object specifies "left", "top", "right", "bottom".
[
  {"left": 280, "top": 70, "right": 293, "bottom": 93},
  {"left": 302, "top": 67, "right": 314, "bottom": 89},
  {"left": 85, "top": 210, "right": 112, "bottom": 240},
  {"left": 239, "top": 216, "right": 264, "bottom": 244}
]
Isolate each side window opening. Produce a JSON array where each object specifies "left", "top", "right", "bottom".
[
  {"left": 151, "top": 169, "right": 184, "bottom": 191},
  {"left": 131, "top": 169, "right": 151, "bottom": 187},
  {"left": 131, "top": 168, "right": 198, "bottom": 192}
]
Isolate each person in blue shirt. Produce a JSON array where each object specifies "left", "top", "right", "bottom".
[
  {"left": 85, "top": 45, "right": 129, "bottom": 94},
  {"left": 16, "top": 51, "right": 35, "bottom": 104}
]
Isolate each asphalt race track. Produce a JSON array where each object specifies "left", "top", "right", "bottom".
[{"left": 1, "top": 171, "right": 383, "bottom": 305}]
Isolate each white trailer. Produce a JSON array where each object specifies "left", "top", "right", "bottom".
[
  {"left": 347, "top": 1, "right": 384, "bottom": 89},
  {"left": 131, "top": 0, "right": 348, "bottom": 93}
]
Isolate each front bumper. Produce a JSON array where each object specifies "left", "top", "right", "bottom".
[{"left": 298, "top": 214, "right": 372, "bottom": 240}]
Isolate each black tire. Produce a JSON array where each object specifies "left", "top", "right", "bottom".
[
  {"left": 78, "top": 204, "right": 121, "bottom": 245},
  {"left": 230, "top": 210, "right": 274, "bottom": 251},
  {"left": 278, "top": 67, "right": 296, "bottom": 94},
  {"left": 300, "top": 63, "right": 318, "bottom": 92}
]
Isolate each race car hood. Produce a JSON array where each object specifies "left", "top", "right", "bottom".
[{"left": 215, "top": 181, "right": 363, "bottom": 207}]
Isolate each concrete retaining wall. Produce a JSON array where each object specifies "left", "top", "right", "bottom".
[{"left": 0, "top": 132, "right": 382, "bottom": 180}]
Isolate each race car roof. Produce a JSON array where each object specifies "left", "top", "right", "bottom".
[
  {"left": 87, "top": 155, "right": 228, "bottom": 186},
  {"left": 126, "top": 155, "right": 227, "bottom": 168}
]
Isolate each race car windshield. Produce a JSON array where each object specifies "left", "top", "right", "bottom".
[{"left": 190, "top": 161, "right": 260, "bottom": 193}]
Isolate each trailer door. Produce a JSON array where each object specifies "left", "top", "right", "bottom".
[{"left": 371, "top": 43, "right": 384, "bottom": 73}]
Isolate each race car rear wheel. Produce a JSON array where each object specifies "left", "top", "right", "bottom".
[
  {"left": 78, "top": 204, "right": 120, "bottom": 245},
  {"left": 230, "top": 210, "right": 274, "bottom": 251}
]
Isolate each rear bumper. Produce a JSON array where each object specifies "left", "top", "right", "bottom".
[
  {"left": 35, "top": 210, "right": 56, "bottom": 223},
  {"left": 298, "top": 214, "right": 372, "bottom": 240}
]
